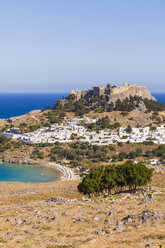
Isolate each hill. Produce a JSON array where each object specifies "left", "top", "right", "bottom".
[{"left": 54, "top": 83, "right": 165, "bottom": 116}]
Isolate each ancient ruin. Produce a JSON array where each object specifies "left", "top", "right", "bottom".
[{"left": 70, "top": 83, "right": 156, "bottom": 103}]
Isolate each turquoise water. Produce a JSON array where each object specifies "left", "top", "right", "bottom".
[{"left": 0, "top": 163, "right": 62, "bottom": 183}]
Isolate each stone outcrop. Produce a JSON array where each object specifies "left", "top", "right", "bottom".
[
  {"left": 70, "top": 82, "right": 156, "bottom": 103},
  {"left": 70, "top": 90, "right": 88, "bottom": 101},
  {"left": 108, "top": 83, "right": 155, "bottom": 103}
]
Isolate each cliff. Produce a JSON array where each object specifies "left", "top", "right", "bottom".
[
  {"left": 109, "top": 83, "right": 156, "bottom": 103},
  {"left": 70, "top": 83, "right": 156, "bottom": 103}
]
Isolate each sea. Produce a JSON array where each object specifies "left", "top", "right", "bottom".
[
  {"left": 0, "top": 93, "right": 68, "bottom": 119},
  {"left": 0, "top": 93, "right": 164, "bottom": 119},
  {"left": 153, "top": 93, "right": 165, "bottom": 105}
]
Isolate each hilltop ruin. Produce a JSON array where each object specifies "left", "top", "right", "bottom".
[{"left": 70, "top": 83, "right": 156, "bottom": 103}]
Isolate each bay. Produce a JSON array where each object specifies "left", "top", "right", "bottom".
[{"left": 0, "top": 163, "right": 62, "bottom": 183}]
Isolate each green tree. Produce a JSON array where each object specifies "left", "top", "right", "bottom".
[{"left": 126, "top": 125, "right": 132, "bottom": 134}]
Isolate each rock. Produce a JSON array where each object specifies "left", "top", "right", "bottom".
[
  {"left": 136, "top": 101, "right": 147, "bottom": 112},
  {"left": 93, "top": 230, "right": 105, "bottom": 235},
  {"left": 62, "top": 211, "right": 67, "bottom": 216},
  {"left": 34, "top": 210, "right": 41, "bottom": 215},
  {"left": 24, "top": 230, "right": 32, "bottom": 234},
  {"left": 89, "top": 238, "right": 97, "bottom": 243},
  {"left": 115, "top": 220, "right": 124, "bottom": 230},
  {"left": 139, "top": 210, "right": 164, "bottom": 223},
  {"left": 145, "top": 194, "right": 154, "bottom": 202},
  {"left": 82, "top": 197, "right": 91, "bottom": 202},
  {"left": 93, "top": 216, "right": 100, "bottom": 221},
  {"left": 75, "top": 218, "right": 90, "bottom": 223},
  {"left": 15, "top": 218, "right": 26, "bottom": 225},
  {"left": 139, "top": 210, "right": 151, "bottom": 223},
  {"left": 104, "top": 219, "right": 109, "bottom": 226},
  {"left": 51, "top": 216, "right": 57, "bottom": 221},
  {"left": 46, "top": 197, "right": 69, "bottom": 204},
  {"left": 107, "top": 211, "right": 114, "bottom": 217},
  {"left": 122, "top": 214, "right": 135, "bottom": 223},
  {"left": 6, "top": 232, "right": 13, "bottom": 239},
  {"left": 104, "top": 211, "right": 114, "bottom": 226}
]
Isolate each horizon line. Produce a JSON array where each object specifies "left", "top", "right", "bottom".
[{"left": 0, "top": 91, "right": 164, "bottom": 94}]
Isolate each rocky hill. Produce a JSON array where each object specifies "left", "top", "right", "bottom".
[
  {"left": 54, "top": 83, "right": 164, "bottom": 116},
  {"left": 70, "top": 82, "right": 156, "bottom": 103}
]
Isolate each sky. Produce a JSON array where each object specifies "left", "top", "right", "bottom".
[{"left": 0, "top": 0, "right": 164, "bottom": 93}]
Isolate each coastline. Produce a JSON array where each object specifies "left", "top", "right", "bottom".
[
  {"left": 0, "top": 160, "right": 78, "bottom": 182},
  {"left": 43, "top": 162, "right": 78, "bottom": 181}
]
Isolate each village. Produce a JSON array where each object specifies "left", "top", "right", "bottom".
[{"left": 1, "top": 117, "right": 165, "bottom": 146}]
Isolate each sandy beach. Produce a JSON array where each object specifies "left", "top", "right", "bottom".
[{"left": 47, "top": 162, "right": 78, "bottom": 181}]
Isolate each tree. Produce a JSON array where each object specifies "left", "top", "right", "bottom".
[
  {"left": 126, "top": 125, "right": 132, "bottom": 134},
  {"left": 113, "top": 122, "right": 121, "bottom": 128},
  {"left": 77, "top": 161, "right": 153, "bottom": 195},
  {"left": 121, "top": 160, "right": 153, "bottom": 190},
  {"left": 100, "top": 165, "right": 116, "bottom": 193},
  {"left": 119, "top": 152, "right": 127, "bottom": 161},
  {"left": 107, "top": 102, "right": 114, "bottom": 112},
  {"left": 78, "top": 168, "right": 103, "bottom": 195}
]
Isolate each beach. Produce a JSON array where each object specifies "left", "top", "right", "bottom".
[{"left": 46, "top": 162, "right": 78, "bottom": 181}]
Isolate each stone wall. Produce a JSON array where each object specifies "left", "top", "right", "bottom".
[
  {"left": 70, "top": 90, "right": 88, "bottom": 101},
  {"left": 109, "top": 84, "right": 156, "bottom": 103},
  {"left": 70, "top": 83, "right": 156, "bottom": 103}
]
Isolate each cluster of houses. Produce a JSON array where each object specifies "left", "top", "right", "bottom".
[{"left": 1, "top": 118, "right": 165, "bottom": 145}]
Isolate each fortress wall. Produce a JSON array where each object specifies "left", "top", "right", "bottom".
[
  {"left": 70, "top": 90, "right": 88, "bottom": 101},
  {"left": 109, "top": 85, "right": 155, "bottom": 102},
  {"left": 70, "top": 84, "right": 156, "bottom": 103}
]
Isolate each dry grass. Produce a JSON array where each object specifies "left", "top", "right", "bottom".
[{"left": 0, "top": 173, "right": 165, "bottom": 248}]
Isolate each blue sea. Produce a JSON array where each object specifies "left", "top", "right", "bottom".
[
  {"left": 0, "top": 163, "right": 62, "bottom": 183},
  {"left": 0, "top": 93, "right": 68, "bottom": 119},
  {"left": 153, "top": 93, "right": 165, "bottom": 104},
  {"left": 0, "top": 92, "right": 164, "bottom": 119}
]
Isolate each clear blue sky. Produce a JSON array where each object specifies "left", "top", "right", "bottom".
[{"left": 0, "top": 0, "right": 164, "bottom": 93}]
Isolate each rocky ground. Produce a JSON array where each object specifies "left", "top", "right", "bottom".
[{"left": 0, "top": 173, "right": 165, "bottom": 248}]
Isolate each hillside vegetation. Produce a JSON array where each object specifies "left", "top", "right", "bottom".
[{"left": 55, "top": 93, "right": 165, "bottom": 116}]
